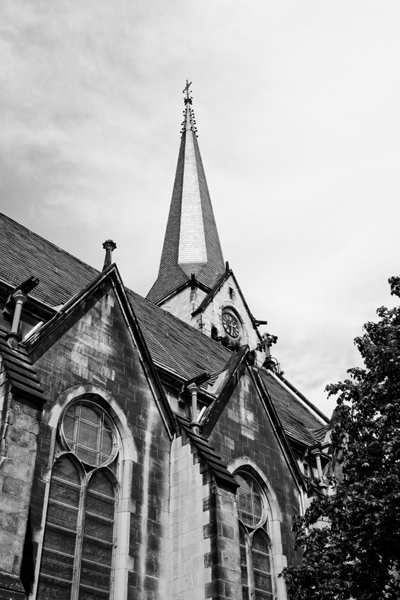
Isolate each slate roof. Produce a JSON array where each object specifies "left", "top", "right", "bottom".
[
  {"left": 0, "top": 212, "right": 325, "bottom": 447},
  {"left": 0, "top": 331, "right": 46, "bottom": 405},
  {"left": 0, "top": 214, "right": 99, "bottom": 307},
  {"left": 259, "top": 371, "right": 323, "bottom": 446},
  {"left": 127, "top": 288, "right": 232, "bottom": 382}
]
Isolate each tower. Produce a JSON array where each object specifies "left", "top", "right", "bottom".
[{"left": 147, "top": 82, "right": 267, "bottom": 358}]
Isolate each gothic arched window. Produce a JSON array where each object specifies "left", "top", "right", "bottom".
[
  {"left": 37, "top": 400, "right": 118, "bottom": 600},
  {"left": 236, "top": 473, "right": 274, "bottom": 600}
]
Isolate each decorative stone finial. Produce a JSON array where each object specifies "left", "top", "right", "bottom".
[{"left": 102, "top": 240, "right": 117, "bottom": 271}]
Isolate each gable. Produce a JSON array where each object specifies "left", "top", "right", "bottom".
[
  {"left": 192, "top": 272, "right": 263, "bottom": 354},
  {"left": 26, "top": 271, "right": 175, "bottom": 438},
  {"left": 205, "top": 366, "right": 304, "bottom": 566},
  {"left": 205, "top": 364, "right": 303, "bottom": 488}
]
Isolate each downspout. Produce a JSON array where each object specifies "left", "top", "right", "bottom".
[
  {"left": 3, "top": 276, "right": 39, "bottom": 349},
  {"left": 182, "top": 371, "right": 211, "bottom": 435},
  {"left": 188, "top": 383, "right": 200, "bottom": 434},
  {"left": 311, "top": 446, "right": 328, "bottom": 495},
  {"left": 6, "top": 290, "right": 27, "bottom": 348}
]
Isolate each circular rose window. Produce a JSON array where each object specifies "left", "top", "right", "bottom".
[{"left": 62, "top": 401, "right": 117, "bottom": 467}]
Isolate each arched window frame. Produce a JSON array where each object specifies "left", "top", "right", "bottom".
[
  {"left": 228, "top": 458, "right": 288, "bottom": 600},
  {"left": 30, "top": 385, "right": 136, "bottom": 600}
]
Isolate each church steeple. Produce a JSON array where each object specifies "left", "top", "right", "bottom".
[{"left": 147, "top": 82, "right": 225, "bottom": 305}]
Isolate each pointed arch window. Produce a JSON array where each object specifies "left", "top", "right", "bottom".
[
  {"left": 37, "top": 401, "right": 118, "bottom": 600},
  {"left": 236, "top": 473, "right": 274, "bottom": 600}
]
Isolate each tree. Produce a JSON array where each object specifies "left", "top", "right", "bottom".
[{"left": 282, "top": 277, "right": 400, "bottom": 600}]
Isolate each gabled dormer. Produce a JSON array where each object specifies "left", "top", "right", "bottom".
[{"left": 191, "top": 268, "right": 262, "bottom": 351}]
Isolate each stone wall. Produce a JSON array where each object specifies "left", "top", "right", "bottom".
[
  {"left": 208, "top": 369, "right": 302, "bottom": 573},
  {"left": 26, "top": 282, "right": 171, "bottom": 600},
  {"left": 169, "top": 436, "right": 211, "bottom": 599},
  {"left": 0, "top": 360, "right": 43, "bottom": 598}
]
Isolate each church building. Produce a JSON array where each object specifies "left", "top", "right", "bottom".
[{"left": 0, "top": 84, "right": 330, "bottom": 600}]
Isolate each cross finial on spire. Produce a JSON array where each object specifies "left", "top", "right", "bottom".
[{"left": 183, "top": 79, "right": 193, "bottom": 104}]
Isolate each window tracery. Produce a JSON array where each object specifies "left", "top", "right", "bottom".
[
  {"left": 37, "top": 400, "right": 118, "bottom": 600},
  {"left": 236, "top": 472, "right": 275, "bottom": 600}
]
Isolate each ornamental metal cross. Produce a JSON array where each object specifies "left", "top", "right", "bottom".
[{"left": 183, "top": 80, "right": 192, "bottom": 100}]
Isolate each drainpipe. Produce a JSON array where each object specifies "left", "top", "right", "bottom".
[
  {"left": 6, "top": 290, "right": 28, "bottom": 349},
  {"left": 3, "top": 276, "right": 39, "bottom": 348},
  {"left": 182, "top": 371, "right": 211, "bottom": 435},
  {"left": 188, "top": 383, "right": 200, "bottom": 434},
  {"left": 311, "top": 446, "right": 328, "bottom": 495}
]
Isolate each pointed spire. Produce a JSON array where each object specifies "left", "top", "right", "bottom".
[{"left": 147, "top": 83, "right": 225, "bottom": 305}]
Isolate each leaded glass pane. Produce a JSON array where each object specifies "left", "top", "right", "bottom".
[
  {"left": 255, "top": 591, "right": 273, "bottom": 600},
  {"left": 253, "top": 547, "right": 271, "bottom": 572},
  {"left": 47, "top": 501, "right": 79, "bottom": 530},
  {"left": 86, "top": 492, "right": 114, "bottom": 520},
  {"left": 50, "top": 479, "right": 80, "bottom": 508},
  {"left": 253, "top": 531, "right": 273, "bottom": 598},
  {"left": 84, "top": 514, "right": 114, "bottom": 542},
  {"left": 52, "top": 454, "right": 81, "bottom": 485},
  {"left": 37, "top": 576, "right": 72, "bottom": 600},
  {"left": 43, "top": 527, "right": 77, "bottom": 555},
  {"left": 79, "top": 585, "right": 110, "bottom": 600},
  {"left": 80, "top": 560, "right": 112, "bottom": 590},
  {"left": 80, "top": 470, "right": 115, "bottom": 596},
  {"left": 81, "top": 405, "right": 99, "bottom": 424},
  {"left": 236, "top": 474, "right": 263, "bottom": 528},
  {"left": 40, "top": 456, "right": 81, "bottom": 599},
  {"left": 63, "top": 414, "right": 75, "bottom": 440},
  {"left": 89, "top": 470, "right": 114, "bottom": 497},
  {"left": 78, "top": 420, "right": 98, "bottom": 450},
  {"left": 82, "top": 538, "right": 113, "bottom": 567},
  {"left": 77, "top": 446, "right": 98, "bottom": 466},
  {"left": 40, "top": 552, "right": 75, "bottom": 583},
  {"left": 100, "top": 427, "right": 113, "bottom": 462}
]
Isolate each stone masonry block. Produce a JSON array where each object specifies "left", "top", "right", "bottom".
[
  {"left": 12, "top": 409, "right": 40, "bottom": 437},
  {"left": 2, "top": 458, "right": 32, "bottom": 483},
  {"left": 0, "top": 529, "right": 22, "bottom": 555},
  {"left": 9, "top": 426, "right": 37, "bottom": 449},
  {"left": 2, "top": 476, "right": 25, "bottom": 498},
  {"left": 0, "top": 492, "right": 28, "bottom": 515},
  {"left": 0, "top": 551, "right": 14, "bottom": 574},
  {"left": 0, "top": 513, "right": 19, "bottom": 534}
]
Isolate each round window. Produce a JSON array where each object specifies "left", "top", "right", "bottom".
[
  {"left": 61, "top": 401, "right": 117, "bottom": 467},
  {"left": 236, "top": 473, "right": 265, "bottom": 528}
]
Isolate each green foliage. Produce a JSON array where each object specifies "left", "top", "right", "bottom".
[{"left": 282, "top": 277, "right": 400, "bottom": 600}]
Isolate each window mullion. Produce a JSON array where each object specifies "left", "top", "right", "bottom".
[
  {"left": 70, "top": 474, "right": 87, "bottom": 600},
  {"left": 246, "top": 531, "right": 256, "bottom": 599}
]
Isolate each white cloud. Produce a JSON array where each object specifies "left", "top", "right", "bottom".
[{"left": 1, "top": 0, "right": 400, "bottom": 416}]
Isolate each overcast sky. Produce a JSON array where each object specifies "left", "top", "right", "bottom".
[{"left": 1, "top": 1, "right": 400, "bottom": 417}]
